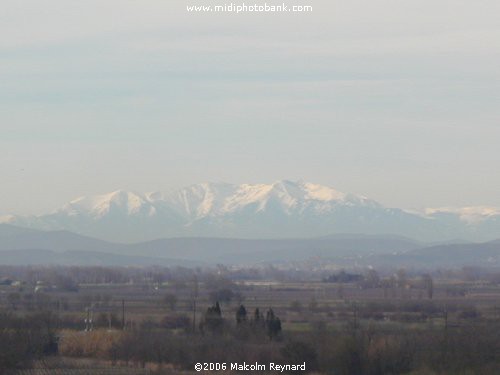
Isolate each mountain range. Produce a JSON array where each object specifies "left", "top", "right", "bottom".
[
  {"left": 1, "top": 223, "right": 499, "bottom": 268},
  {"left": 1, "top": 180, "right": 499, "bottom": 243},
  {"left": 0, "top": 224, "right": 419, "bottom": 265}
]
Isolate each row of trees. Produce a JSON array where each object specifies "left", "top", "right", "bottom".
[
  {"left": 201, "top": 302, "right": 282, "bottom": 339},
  {"left": 324, "top": 269, "right": 435, "bottom": 299}
]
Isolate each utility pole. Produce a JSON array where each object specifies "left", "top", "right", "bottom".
[
  {"left": 353, "top": 303, "right": 358, "bottom": 330},
  {"left": 192, "top": 275, "right": 199, "bottom": 333},
  {"left": 122, "top": 299, "right": 125, "bottom": 330},
  {"left": 84, "top": 305, "right": 94, "bottom": 332},
  {"left": 442, "top": 304, "right": 449, "bottom": 364},
  {"left": 444, "top": 306, "right": 448, "bottom": 333},
  {"left": 193, "top": 299, "right": 196, "bottom": 332},
  {"left": 85, "top": 307, "right": 90, "bottom": 331}
]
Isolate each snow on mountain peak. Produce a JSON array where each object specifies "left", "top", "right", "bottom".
[
  {"left": 4, "top": 181, "right": 500, "bottom": 242},
  {"left": 426, "top": 206, "right": 500, "bottom": 224},
  {"left": 60, "top": 190, "right": 154, "bottom": 218},
  {"left": 163, "top": 182, "right": 235, "bottom": 219},
  {"left": 302, "top": 182, "right": 346, "bottom": 201},
  {"left": 34, "top": 185, "right": 499, "bottom": 231},
  {"left": 4, "top": 181, "right": 379, "bottom": 224},
  {"left": 149, "top": 180, "right": 361, "bottom": 218},
  {"left": 0, "top": 214, "right": 16, "bottom": 224},
  {"left": 199, "top": 180, "right": 365, "bottom": 216}
]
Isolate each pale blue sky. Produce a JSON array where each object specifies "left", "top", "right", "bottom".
[{"left": 1, "top": 0, "right": 500, "bottom": 214}]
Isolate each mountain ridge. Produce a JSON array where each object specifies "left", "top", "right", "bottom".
[
  {"left": 1, "top": 224, "right": 499, "bottom": 268},
  {"left": 2, "top": 180, "right": 499, "bottom": 242},
  {"left": 0, "top": 225, "right": 424, "bottom": 265}
]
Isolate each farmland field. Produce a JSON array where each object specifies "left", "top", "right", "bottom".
[{"left": 2, "top": 265, "right": 500, "bottom": 374}]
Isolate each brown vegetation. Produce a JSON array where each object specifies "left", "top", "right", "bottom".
[{"left": 2, "top": 265, "right": 500, "bottom": 373}]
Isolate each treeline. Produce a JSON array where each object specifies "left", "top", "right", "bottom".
[
  {"left": 3, "top": 303, "right": 500, "bottom": 374},
  {"left": 56, "top": 317, "right": 500, "bottom": 374},
  {"left": 0, "top": 311, "right": 58, "bottom": 372},
  {"left": 4, "top": 265, "right": 500, "bottom": 289}
]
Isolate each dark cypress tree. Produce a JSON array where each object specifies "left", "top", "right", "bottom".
[
  {"left": 274, "top": 317, "right": 282, "bottom": 334},
  {"left": 236, "top": 305, "right": 247, "bottom": 325},
  {"left": 203, "top": 302, "right": 224, "bottom": 334},
  {"left": 252, "top": 308, "right": 265, "bottom": 332},
  {"left": 265, "top": 308, "right": 282, "bottom": 340},
  {"left": 266, "top": 308, "right": 275, "bottom": 324},
  {"left": 254, "top": 308, "right": 260, "bottom": 322}
]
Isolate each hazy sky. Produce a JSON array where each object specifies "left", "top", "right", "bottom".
[{"left": 1, "top": 0, "right": 499, "bottom": 215}]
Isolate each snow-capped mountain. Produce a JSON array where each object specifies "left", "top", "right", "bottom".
[
  {"left": 157, "top": 180, "right": 378, "bottom": 219},
  {"left": 2, "top": 181, "right": 500, "bottom": 242},
  {"left": 61, "top": 190, "right": 157, "bottom": 218},
  {"left": 425, "top": 206, "right": 500, "bottom": 225}
]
